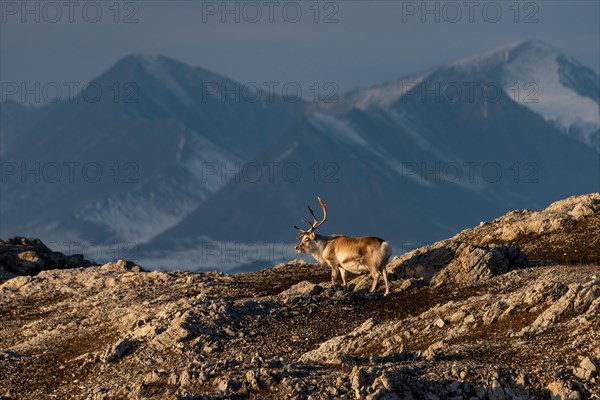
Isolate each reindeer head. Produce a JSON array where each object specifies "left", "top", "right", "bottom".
[{"left": 294, "top": 197, "right": 327, "bottom": 254}]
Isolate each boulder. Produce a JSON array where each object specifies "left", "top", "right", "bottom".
[
  {"left": 278, "top": 281, "right": 323, "bottom": 298},
  {"left": 389, "top": 240, "right": 527, "bottom": 287},
  {"left": 0, "top": 237, "right": 93, "bottom": 276}
]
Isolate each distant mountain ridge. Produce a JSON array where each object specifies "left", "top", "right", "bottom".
[
  {"left": 148, "top": 40, "right": 599, "bottom": 265},
  {"left": 1, "top": 54, "right": 306, "bottom": 246},
  {"left": 340, "top": 40, "right": 599, "bottom": 147},
  {"left": 2, "top": 40, "right": 599, "bottom": 270}
]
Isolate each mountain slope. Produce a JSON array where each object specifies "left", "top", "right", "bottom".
[
  {"left": 0, "top": 100, "right": 47, "bottom": 156},
  {"left": 351, "top": 40, "right": 600, "bottom": 148},
  {"left": 150, "top": 44, "right": 599, "bottom": 261},
  {"left": 2, "top": 41, "right": 598, "bottom": 270},
  {"left": 1, "top": 55, "right": 305, "bottom": 244}
]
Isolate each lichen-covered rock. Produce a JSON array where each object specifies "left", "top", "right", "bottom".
[
  {"left": 102, "top": 339, "right": 138, "bottom": 362},
  {"left": 278, "top": 280, "right": 323, "bottom": 298},
  {"left": 389, "top": 240, "right": 526, "bottom": 287},
  {"left": 0, "top": 237, "right": 94, "bottom": 277},
  {"left": 546, "top": 380, "right": 581, "bottom": 400},
  {"left": 454, "top": 193, "right": 600, "bottom": 263},
  {"left": 523, "top": 278, "right": 600, "bottom": 332}
]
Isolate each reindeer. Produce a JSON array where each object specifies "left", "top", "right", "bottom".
[{"left": 294, "top": 197, "right": 392, "bottom": 296}]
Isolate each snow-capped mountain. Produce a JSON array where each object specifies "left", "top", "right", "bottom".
[
  {"left": 2, "top": 40, "right": 598, "bottom": 271},
  {"left": 1, "top": 55, "right": 305, "bottom": 245},
  {"left": 346, "top": 40, "right": 600, "bottom": 148},
  {"left": 151, "top": 75, "right": 598, "bottom": 251},
  {"left": 149, "top": 40, "right": 599, "bottom": 270}
]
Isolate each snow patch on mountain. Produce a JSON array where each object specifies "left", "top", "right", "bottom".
[
  {"left": 454, "top": 40, "right": 600, "bottom": 147},
  {"left": 451, "top": 40, "right": 526, "bottom": 69},
  {"left": 502, "top": 46, "right": 599, "bottom": 145},
  {"left": 138, "top": 54, "right": 195, "bottom": 107},
  {"left": 349, "top": 73, "right": 428, "bottom": 110},
  {"left": 75, "top": 132, "right": 241, "bottom": 242},
  {"left": 384, "top": 109, "right": 451, "bottom": 162},
  {"left": 308, "top": 113, "right": 368, "bottom": 147},
  {"left": 182, "top": 132, "right": 243, "bottom": 193},
  {"left": 75, "top": 191, "right": 201, "bottom": 243}
]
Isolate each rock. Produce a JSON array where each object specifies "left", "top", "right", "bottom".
[
  {"left": 389, "top": 239, "right": 526, "bottom": 288},
  {"left": 524, "top": 280, "right": 600, "bottom": 331},
  {"left": 245, "top": 370, "right": 260, "bottom": 390},
  {"left": 350, "top": 367, "right": 368, "bottom": 398},
  {"left": 388, "top": 241, "right": 460, "bottom": 281},
  {"left": 278, "top": 281, "right": 323, "bottom": 298},
  {"left": 579, "top": 356, "right": 598, "bottom": 373},
  {"left": 397, "top": 279, "right": 416, "bottom": 292},
  {"left": 18, "top": 251, "right": 44, "bottom": 266},
  {"left": 434, "top": 318, "right": 446, "bottom": 328},
  {"left": 573, "top": 367, "right": 593, "bottom": 381},
  {"left": 0, "top": 237, "right": 93, "bottom": 276},
  {"left": 546, "top": 380, "right": 581, "bottom": 400},
  {"left": 423, "top": 341, "right": 445, "bottom": 361},
  {"left": 455, "top": 193, "right": 600, "bottom": 263},
  {"left": 430, "top": 244, "right": 513, "bottom": 287},
  {"left": 424, "top": 393, "right": 440, "bottom": 400},
  {"left": 102, "top": 339, "right": 138, "bottom": 363},
  {"left": 215, "top": 377, "right": 241, "bottom": 393},
  {"left": 299, "top": 318, "right": 393, "bottom": 365},
  {"left": 179, "top": 370, "right": 192, "bottom": 386}
]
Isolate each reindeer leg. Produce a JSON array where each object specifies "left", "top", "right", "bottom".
[
  {"left": 329, "top": 262, "right": 341, "bottom": 289},
  {"left": 382, "top": 269, "right": 391, "bottom": 296},
  {"left": 370, "top": 269, "right": 381, "bottom": 293},
  {"left": 339, "top": 268, "right": 348, "bottom": 291}
]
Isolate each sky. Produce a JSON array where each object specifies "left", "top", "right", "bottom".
[{"left": 1, "top": 1, "right": 599, "bottom": 104}]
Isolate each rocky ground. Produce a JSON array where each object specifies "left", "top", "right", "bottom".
[
  {"left": 0, "top": 237, "right": 92, "bottom": 280},
  {"left": 1, "top": 194, "right": 599, "bottom": 399}
]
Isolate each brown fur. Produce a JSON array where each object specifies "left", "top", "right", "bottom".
[{"left": 296, "top": 233, "right": 392, "bottom": 295}]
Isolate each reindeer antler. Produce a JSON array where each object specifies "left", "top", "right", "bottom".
[{"left": 294, "top": 196, "right": 327, "bottom": 238}]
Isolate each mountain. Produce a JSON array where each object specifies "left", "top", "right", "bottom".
[
  {"left": 148, "top": 40, "right": 599, "bottom": 268},
  {"left": 2, "top": 41, "right": 599, "bottom": 270},
  {"left": 348, "top": 40, "right": 600, "bottom": 147},
  {"left": 0, "top": 55, "right": 305, "bottom": 244}
]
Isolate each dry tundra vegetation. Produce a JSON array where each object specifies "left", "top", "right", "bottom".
[{"left": 1, "top": 194, "right": 599, "bottom": 399}]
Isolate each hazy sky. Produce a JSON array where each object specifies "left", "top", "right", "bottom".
[{"left": 1, "top": 1, "right": 599, "bottom": 103}]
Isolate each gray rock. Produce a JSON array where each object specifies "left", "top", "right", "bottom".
[
  {"left": 546, "top": 380, "right": 581, "bottom": 400},
  {"left": 579, "top": 356, "right": 598, "bottom": 373},
  {"left": 279, "top": 280, "right": 323, "bottom": 297},
  {"left": 389, "top": 239, "right": 526, "bottom": 288},
  {"left": 102, "top": 339, "right": 138, "bottom": 363}
]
